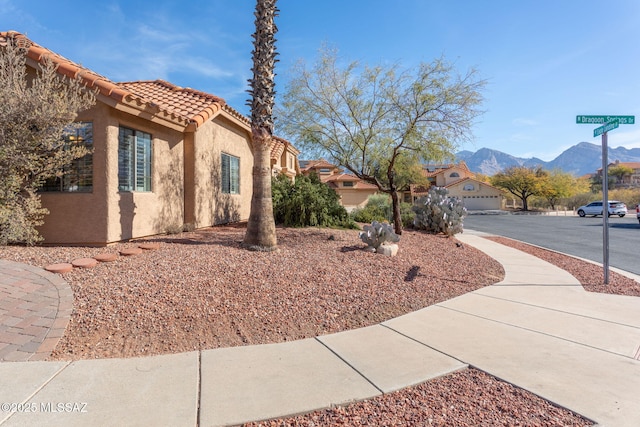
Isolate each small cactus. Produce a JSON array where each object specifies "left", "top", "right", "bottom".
[{"left": 359, "top": 221, "right": 400, "bottom": 250}]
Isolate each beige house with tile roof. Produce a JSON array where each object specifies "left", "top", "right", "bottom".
[
  {"left": 408, "top": 162, "right": 505, "bottom": 210},
  {"left": 270, "top": 136, "right": 300, "bottom": 182},
  {"left": 596, "top": 160, "right": 640, "bottom": 186},
  {"left": 2, "top": 31, "right": 297, "bottom": 245},
  {"left": 300, "top": 160, "right": 378, "bottom": 210}
]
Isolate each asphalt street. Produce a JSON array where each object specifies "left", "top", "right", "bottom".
[{"left": 463, "top": 213, "right": 640, "bottom": 276}]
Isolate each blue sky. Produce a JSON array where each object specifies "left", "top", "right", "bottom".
[{"left": 3, "top": 0, "right": 640, "bottom": 161}]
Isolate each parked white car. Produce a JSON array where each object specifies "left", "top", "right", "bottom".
[{"left": 577, "top": 201, "right": 627, "bottom": 217}]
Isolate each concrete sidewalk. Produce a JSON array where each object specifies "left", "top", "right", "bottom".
[{"left": 1, "top": 231, "right": 639, "bottom": 426}]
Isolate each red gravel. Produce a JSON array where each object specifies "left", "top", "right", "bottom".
[
  {"left": 245, "top": 368, "right": 592, "bottom": 427},
  {"left": 0, "top": 226, "right": 504, "bottom": 360}
]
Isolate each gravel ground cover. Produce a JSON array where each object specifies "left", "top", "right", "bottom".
[
  {"left": 4, "top": 226, "right": 627, "bottom": 426},
  {"left": 245, "top": 368, "right": 592, "bottom": 427},
  {"left": 0, "top": 225, "right": 504, "bottom": 360}
]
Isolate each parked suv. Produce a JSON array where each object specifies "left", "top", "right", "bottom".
[{"left": 577, "top": 201, "right": 627, "bottom": 217}]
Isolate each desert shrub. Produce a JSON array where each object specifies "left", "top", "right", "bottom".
[
  {"left": 352, "top": 193, "right": 415, "bottom": 229},
  {"left": 272, "top": 173, "right": 355, "bottom": 228},
  {"left": 400, "top": 201, "right": 415, "bottom": 229},
  {"left": 1, "top": 34, "right": 95, "bottom": 245},
  {"left": 567, "top": 189, "right": 640, "bottom": 211},
  {"left": 412, "top": 186, "right": 466, "bottom": 236},
  {"left": 351, "top": 194, "right": 391, "bottom": 223},
  {"left": 0, "top": 189, "right": 47, "bottom": 245},
  {"left": 566, "top": 192, "right": 596, "bottom": 211},
  {"left": 609, "top": 188, "right": 640, "bottom": 209}
]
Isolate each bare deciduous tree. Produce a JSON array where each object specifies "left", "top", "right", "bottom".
[{"left": 278, "top": 48, "right": 485, "bottom": 234}]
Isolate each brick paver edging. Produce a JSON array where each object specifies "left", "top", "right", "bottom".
[{"left": 0, "top": 259, "right": 73, "bottom": 362}]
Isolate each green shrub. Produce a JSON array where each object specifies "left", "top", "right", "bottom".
[
  {"left": 351, "top": 194, "right": 391, "bottom": 223},
  {"left": 351, "top": 193, "right": 415, "bottom": 229},
  {"left": 272, "top": 173, "right": 356, "bottom": 228},
  {"left": 400, "top": 202, "right": 415, "bottom": 229},
  {"left": 412, "top": 186, "right": 466, "bottom": 236}
]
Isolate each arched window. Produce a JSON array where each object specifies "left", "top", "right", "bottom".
[
  {"left": 463, "top": 183, "right": 475, "bottom": 191},
  {"left": 450, "top": 172, "right": 460, "bottom": 178}
]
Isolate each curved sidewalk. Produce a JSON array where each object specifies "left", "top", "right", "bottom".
[
  {"left": 1, "top": 232, "right": 640, "bottom": 427},
  {"left": 0, "top": 260, "right": 73, "bottom": 362}
]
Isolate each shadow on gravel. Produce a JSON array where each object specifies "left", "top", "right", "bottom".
[
  {"left": 340, "top": 245, "right": 362, "bottom": 253},
  {"left": 405, "top": 265, "right": 420, "bottom": 282}
]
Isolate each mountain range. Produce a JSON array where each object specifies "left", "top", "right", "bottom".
[{"left": 455, "top": 142, "right": 640, "bottom": 176}]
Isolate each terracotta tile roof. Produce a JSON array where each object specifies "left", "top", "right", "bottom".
[
  {"left": 608, "top": 162, "right": 640, "bottom": 170},
  {"left": 0, "top": 30, "right": 247, "bottom": 131},
  {"left": 1, "top": 31, "right": 129, "bottom": 100},
  {"left": 300, "top": 159, "right": 337, "bottom": 172},
  {"left": 323, "top": 173, "right": 358, "bottom": 182},
  {"left": 324, "top": 173, "right": 378, "bottom": 190},
  {"left": 423, "top": 162, "right": 473, "bottom": 178},
  {"left": 410, "top": 183, "right": 432, "bottom": 195},
  {"left": 269, "top": 136, "right": 286, "bottom": 161},
  {"left": 117, "top": 80, "right": 227, "bottom": 128}
]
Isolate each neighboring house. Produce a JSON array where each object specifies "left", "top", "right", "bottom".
[
  {"left": 270, "top": 136, "right": 300, "bottom": 182},
  {"left": 299, "top": 160, "right": 378, "bottom": 210},
  {"left": 596, "top": 160, "right": 640, "bottom": 186},
  {"left": 2, "top": 31, "right": 297, "bottom": 245},
  {"left": 409, "top": 162, "right": 505, "bottom": 210}
]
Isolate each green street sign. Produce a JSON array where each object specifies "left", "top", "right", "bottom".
[
  {"left": 594, "top": 119, "right": 619, "bottom": 137},
  {"left": 577, "top": 115, "right": 635, "bottom": 125}
]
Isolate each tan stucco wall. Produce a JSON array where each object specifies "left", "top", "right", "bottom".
[
  {"left": 105, "top": 110, "right": 184, "bottom": 242},
  {"left": 190, "top": 116, "right": 253, "bottom": 228},
  {"left": 435, "top": 167, "right": 473, "bottom": 187},
  {"left": 37, "top": 99, "right": 255, "bottom": 244},
  {"left": 38, "top": 103, "right": 111, "bottom": 245},
  {"left": 338, "top": 189, "right": 377, "bottom": 209},
  {"left": 38, "top": 102, "right": 185, "bottom": 244}
]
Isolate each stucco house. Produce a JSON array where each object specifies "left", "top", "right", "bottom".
[
  {"left": 409, "top": 162, "right": 505, "bottom": 210},
  {"left": 270, "top": 136, "right": 301, "bottom": 182},
  {"left": 2, "top": 31, "right": 297, "bottom": 245},
  {"left": 299, "top": 160, "right": 378, "bottom": 210},
  {"left": 596, "top": 160, "right": 640, "bottom": 187}
]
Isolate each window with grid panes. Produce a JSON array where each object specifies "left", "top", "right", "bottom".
[
  {"left": 40, "top": 122, "right": 94, "bottom": 192},
  {"left": 221, "top": 153, "right": 240, "bottom": 194},
  {"left": 118, "top": 126, "right": 152, "bottom": 192}
]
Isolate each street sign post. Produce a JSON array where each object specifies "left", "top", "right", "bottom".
[
  {"left": 576, "top": 115, "right": 635, "bottom": 125},
  {"left": 594, "top": 119, "right": 619, "bottom": 137},
  {"left": 577, "top": 114, "right": 635, "bottom": 284}
]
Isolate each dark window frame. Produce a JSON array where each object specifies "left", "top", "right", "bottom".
[
  {"left": 221, "top": 152, "right": 240, "bottom": 195},
  {"left": 40, "top": 122, "right": 94, "bottom": 193},
  {"left": 118, "top": 126, "right": 152, "bottom": 192}
]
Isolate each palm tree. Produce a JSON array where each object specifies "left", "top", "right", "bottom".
[{"left": 243, "top": 0, "right": 279, "bottom": 251}]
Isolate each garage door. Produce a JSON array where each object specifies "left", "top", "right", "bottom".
[{"left": 463, "top": 196, "right": 501, "bottom": 210}]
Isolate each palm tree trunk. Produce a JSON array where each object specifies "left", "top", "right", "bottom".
[{"left": 244, "top": 127, "right": 277, "bottom": 250}]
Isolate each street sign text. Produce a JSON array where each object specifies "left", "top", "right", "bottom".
[
  {"left": 577, "top": 115, "right": 635, "bottom": 125},
  {"left": 594, "top": 119, "right": 620, "bottom": 137}
]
